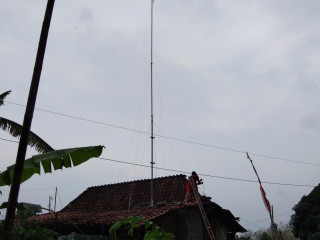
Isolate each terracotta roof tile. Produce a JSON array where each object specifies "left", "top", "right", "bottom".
[
  {"left": 31, "top": 202, "right": 197, "bottom": 226},
  {"left": 30, "top": 174, "right": 246, "bottom": 233},
  {"left": 62, "top": 174, "right": 188, "bottom": 213}
]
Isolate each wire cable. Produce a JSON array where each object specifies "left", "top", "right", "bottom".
[
  {"left": 0, "top": 187, "right": 55, "bottom": 192},
  {"left": 98, "top": 157, "right": 316, "bottom": 187},
  {"left": 243, "top": 210, "right": 294, "bottom": 227},
  {"left": 4, "top": 100, "right": 320, "bottom": 167},
  {"left": 240, "top": 218, "right": 265, "bottom": 230},
  {"left": 57, "top": 191, "right": 63, "bottom": 210},
  {"left": 0, "top": 137, "right": 317, "bottom": 187},
  {"left": 0, "top": 137, "right": 19, "bottom": 143}
]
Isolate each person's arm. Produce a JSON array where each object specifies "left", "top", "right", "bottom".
[
  {"left": 197, "top": 179, "right": 203, "bottom": 185},
  {"left": 195, "top": 175, "right": 203, "bottom": 185}
]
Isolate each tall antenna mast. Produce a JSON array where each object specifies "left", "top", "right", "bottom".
[{"left": 150, "top": 0, "right": 155, "bottom": 206}]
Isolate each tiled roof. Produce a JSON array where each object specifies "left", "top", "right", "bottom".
[
  {"left": 62, "top": 174, "right": 188, "bottom": 213},
  {"left": 31, "top": 202, "right": 197, "bottom": 226},
  {"left": 30, "top": 174, "right": 246, "bottom": 233}
]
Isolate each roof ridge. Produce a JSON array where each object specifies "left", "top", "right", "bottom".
[{"left": 87, "top": 174, "right": 187, "bottom": 189}]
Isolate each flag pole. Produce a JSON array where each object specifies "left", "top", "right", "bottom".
[{"left": 246, "top": 152, "right": 273, "bottom": 223}]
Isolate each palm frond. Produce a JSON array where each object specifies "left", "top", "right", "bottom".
[
  {"left": 0, "top": 90, "right": 11, "bottom": 106},
  {"left": 0, "top": 117, "right": 54, "bottom": 153},
  {"left": 0, "top": 145, "right": 104, "bottom": 186}
]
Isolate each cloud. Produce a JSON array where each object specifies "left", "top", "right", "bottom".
[
  {"left": 1, "top": 0, "right": 320, "bottom": 232},
  {"left": 79, "top": 8, "right": 93, "bottom": 22},
  {"left": 301, "top": 113, "right": 320, "bottom": 130}
]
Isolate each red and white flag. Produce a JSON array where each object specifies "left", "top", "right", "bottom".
[
  {"left": 247, "top": 152, "right": 272, "bottom": 217},
  {"left": 260, "top": 184, "right": 272, "bottom": 215}
]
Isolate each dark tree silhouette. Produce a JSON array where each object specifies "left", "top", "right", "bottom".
[{"left": 290, "top": 183, "right": 320, "bottom": 240}]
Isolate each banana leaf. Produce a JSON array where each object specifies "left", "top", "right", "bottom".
[
  {"left": 0, "top": 117, "right": 54, "bottom": 153},
  {"left": 0, "top": 145, "right": 104, "bottom": 186}
]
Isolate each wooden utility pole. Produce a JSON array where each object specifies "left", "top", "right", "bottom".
[{"left": 2, "top": 1, "right": 55, "bottom": 239}]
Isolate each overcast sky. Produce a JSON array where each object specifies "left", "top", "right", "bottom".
[{"left": 1, "top": 0, "right": 319, "bottom": 233}]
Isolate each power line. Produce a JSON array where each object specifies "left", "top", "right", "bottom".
[
  {"left": 0, "top": 187, "right": 55, "bottom": 192},
  {"left": 0, "top": 136, "right": 315, "bottom": 187},
  {"left": 57, "top": 190, "right": 63, "bottom": 210},
  {"left": 4, "top": 100, "right": 320, "bottom": 167},
  {"left": 243, "top": 210, "right": 294, "bottom": 227},
  {"left": 98, "top": 157, "right": 316, "bottom": 187},
  {"left": 0, "top": 137, "right": 19, "bottom": 143},
  {"left": 240, "top": 218, "right": 265, "bottom": 230},
  {"left": 6, "top": 101, "right": 148, "bottom": 134},
  {"left": 156, "top": 135, "right": 320, "bottom": 167}
]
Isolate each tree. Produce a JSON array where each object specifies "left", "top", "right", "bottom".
[
  {"left": 277, "top": 223, "right": 299, "bottom": 240},
  {"left": 0, "top": 203, "right": 60, "bottom": 240},
  {"left": 0, "top": 116, "right": 54, "bottom": 153},
  {"left": 290, "top": 183, "right": 320, "bottom": 240},
  {"left": 0, "top": 91, "right": 54, "bottom": 154}
]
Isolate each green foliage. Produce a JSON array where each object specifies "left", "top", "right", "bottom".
[
  {"left": 109, "top": 216, "right": 174, "bottom": 240},
  {"left": 144, "top": 223, "right": 175, "bottom": 240},
  {"left": 0, "top": 204, "right": 59, "bottom": 240},
  {"left": 0, "top": 145, "right": 104, "bottom": 186},
  {"left": 277, "top": 223, "right": 298, "bottom": 240},
  {"left": 109, "top": 216, "right": 144, "bottom": 237},
  {"left": 0, "top": 117, "right": 54, "bottom": 153},
  {"left": 236, "top": 223, "right": 298, "bottom": 240},
  {"left": 10, "top": 225, "right": 58, "bottom": 240},
  {"left": 308, "top": 232, "right": 320, "bottom": 240},
  {"left": 0, "top": 90, "right": 53, "bottom": 154},
  {"left": 290, "top": 183, "right": 320, "bottom": 240},
  {"left": 256, "top": 231, "right": 271, "bottom": 240}
]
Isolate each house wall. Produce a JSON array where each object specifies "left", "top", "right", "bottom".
[
  {"left": 154, "top": 208, "right": 204, "bottom": 240},
  {"left": 185, "top": 208, "right": 204, "bottom": 240},
  {"left": 172, "top": 209, "right": 188, "bottom": 240},
  {"left": 208, "top": 214, "right": 228, "bottom": 240},
  {"left": 49, "top": 208, "right": 238, "bottom": 240}
]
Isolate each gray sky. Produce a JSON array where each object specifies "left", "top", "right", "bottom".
[{"left": 1, "top": 0, "right": 319, "bottom": 232}]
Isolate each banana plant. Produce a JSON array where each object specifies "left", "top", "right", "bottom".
[
  {"left": 0, "top": 90, "right": 54, "bottom": 153},
  {"left": 0, "top": 145, "right": 104, "bottom": 186}
]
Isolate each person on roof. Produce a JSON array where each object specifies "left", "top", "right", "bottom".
[{"left": 185, "top": 171, "right": 203, "bottom": 203}]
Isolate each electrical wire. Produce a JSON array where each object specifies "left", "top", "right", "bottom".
[
  {"left": 243, "top": 210, "right": 294, "bottom": 227},
  {"left": 0, "top": 187, "right": 55, "bottom": 192},
  {"left": 57, "top": 191, "right": 63, "bottom": 210},
  {"left": 98, "top": 157, "right": 316, "bottom": 187},
  {"left": 0, "top": 137, "right": 317, "bottom": 187},
  {"left": 4, "top": 100, "right": 320, "bottom": 167},
  {"left": 240, "top": 218, "right": 265, "bottom": 230},
  {"left": 0, "top": 137, "right": 19, "bottom": 143}
]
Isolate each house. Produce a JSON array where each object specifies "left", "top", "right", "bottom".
[{"left": 31, "top": 174, "right": 246, "bottom": 239}]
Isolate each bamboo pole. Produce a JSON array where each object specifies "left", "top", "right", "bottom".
[{"left": 271, "top": 205, "right": 274, "bottom": 240}]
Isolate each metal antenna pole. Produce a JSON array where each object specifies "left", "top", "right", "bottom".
[{"left": 150, "top": 0, "right": 155, "bottom": 206}]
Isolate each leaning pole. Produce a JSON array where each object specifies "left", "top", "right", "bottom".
[{"left": 2, "top": 0, "right": 55, "bottom": 239}]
